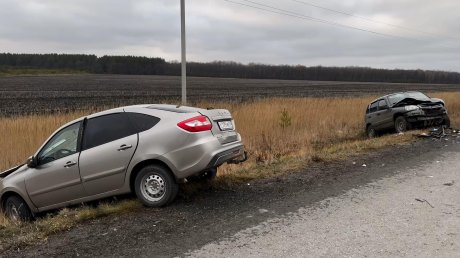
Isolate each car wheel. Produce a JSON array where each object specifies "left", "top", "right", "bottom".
[
  {"left": 366, "top": 125, "right": 377, "bottom": 138},
  {"left": 4, "top": 195, "right": 33, "bottom": 221},
  {"left": 395, "top": 116, "right": 409, "bottom": 133},
  {"left": 134, "top": 165, "right": 178, "bottom": 207},
  {"left": 443, "top": 115, "right": 451, "bottom": 128}
]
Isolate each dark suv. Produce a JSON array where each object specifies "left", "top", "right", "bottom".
[{"left": 365, "top": 91, "right": 450, "bottom": 138}]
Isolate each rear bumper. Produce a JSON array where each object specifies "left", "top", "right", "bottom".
[
  {"left": 162, "top": 132, "right": 246, "bottom": 179},
  {"left": 205, "top": 146, "right": 247, "bottom": 169}
]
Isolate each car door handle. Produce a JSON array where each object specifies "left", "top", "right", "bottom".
[
  {"left": 117, "top": 144, "right": 133, "bottom": 151},
  {"left": 64, "top": 161, "right": 77, "bottom": 168}
]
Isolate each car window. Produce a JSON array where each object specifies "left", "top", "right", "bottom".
[
  {"left": 82, "top": 113, "right": 135, "bottom": 150},
  {"left": 369, "top": 102, "right": 378, "bottom": 113},
  {"left": 378, "top": 99, "right": 388, "bottom": 110},
  {"left": 38, "top": 122, "right": 81, "bottom": 165},
  {"left": 127, "top": 113, "right": 160, "bottom": 133}
]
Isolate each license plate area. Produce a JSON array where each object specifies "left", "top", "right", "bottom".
[{"left": 217, "top": 120, "right": 234, "bottom": 131}]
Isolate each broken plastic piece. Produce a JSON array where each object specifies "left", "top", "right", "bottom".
[
  {"left": 443, "top": 181, "right": 454, "bottom": 186},
  {"left": 415, "top": 198, "right": 434, "bottom": 208}
]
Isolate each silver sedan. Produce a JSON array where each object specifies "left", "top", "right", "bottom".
[{"left": 0, "top": 104, "right": 247, "bottom": 221}]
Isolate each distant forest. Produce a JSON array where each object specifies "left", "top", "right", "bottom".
[{"left": 1, "top": 53, "right": 460, "bottom": 84}]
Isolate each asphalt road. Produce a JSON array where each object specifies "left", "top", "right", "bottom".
[
  {"left": 6, "top": 138, "right": 460, "bottom": 257},
  {"left": 187, "top": 144, "right": 460, "bottom": 257}
]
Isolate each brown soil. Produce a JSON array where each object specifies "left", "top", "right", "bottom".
[{"left": 1, "top": 74, "right": 459, "bottom": 115}]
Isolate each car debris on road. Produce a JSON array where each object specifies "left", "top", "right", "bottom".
[
  {"left": 443, "top": 181, "right": 455, "bottom": 186},
  {"left": 415, "top": 198, "right": 434, "bottom": 208},
  {"left": 418, "top": 127, "right": 460, "bottom": 139}
]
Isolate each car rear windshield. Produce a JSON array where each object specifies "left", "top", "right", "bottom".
[{"left": 387, "top": 92, "right": 430, "bottom": 106}]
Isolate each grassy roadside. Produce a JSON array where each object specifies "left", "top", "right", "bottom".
[
  {"left": 0, "top": 133, "right": 419, "bottom": 251},
  {"left": 0, "top": 68, "right": 88, "bottom": 76},
  {"left": 214, "top": 131, "right": 420, "bottom": 186},
  {"left": 0, "top": 92, "right": 458, "bottom": 251},
  {"left": 0, "top": 200, "right": 141, "bottom": 251}
]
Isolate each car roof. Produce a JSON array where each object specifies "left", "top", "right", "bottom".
[
  {"left": 146, "top": 104, "right": 204, "bottom": 113},
  {"left": 56, "top": 104, "right": 205, "bottom": 130},
  {"left": 86, "top": 104, "right": 200, "bottom": 117},
  {"left": 369, "top": 91, "right": 424, "bottom": 104}
]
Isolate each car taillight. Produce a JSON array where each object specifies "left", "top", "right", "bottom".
[{"left": 177, "top": 116, "right": 212, "bottom": 132}]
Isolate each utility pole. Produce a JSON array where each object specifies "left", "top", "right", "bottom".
[{"left": 181, "top": 0, "right": 187, "bottom": 105}]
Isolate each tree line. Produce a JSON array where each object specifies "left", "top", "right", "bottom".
[{"left": 1, "top": 53, "right": 460, "bottom": 84}]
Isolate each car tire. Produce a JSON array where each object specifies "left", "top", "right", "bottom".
[
  {"left": 4, "top": 195, "right": 33, "bottom": 221},
  {"left": 443, "top": 115, "right": 451, "bottom": 128},
  {"left": 395, "top": 116, "right": 410, "bottom": 133},
  {"left": 134, "top": 165, "right": 178, "bottom": 207},
  {"left": 366, "top": 125, "right": 377, "bottom": 138}
]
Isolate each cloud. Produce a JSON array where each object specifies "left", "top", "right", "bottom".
[{"left": 0, "top": 0, "right": 459, "bottom": 71}]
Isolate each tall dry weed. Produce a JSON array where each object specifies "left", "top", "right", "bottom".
[
  {"left": 0, "top": 111, "right": 88, "bottom": 171},
  {"left": 431, "top": 92, "right": 460, "bottom": 125},
  {"left": 1, "top": 93, "right": 459, "bottom": 171}
]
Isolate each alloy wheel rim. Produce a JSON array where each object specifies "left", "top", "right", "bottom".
[{"left": 141, "top": 174, "right": 166, "bottom": 202}]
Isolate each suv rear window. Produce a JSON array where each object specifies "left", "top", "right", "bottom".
[{"left": 127, "top": 113, "right": 160, "bottom": 133}]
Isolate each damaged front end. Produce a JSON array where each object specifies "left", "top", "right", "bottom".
[
  {"left": 404, "top": 103, "right": 449, "bottom": 128},
  {"left": 395, "top": 98, "right": 450, "bottom": 128}
]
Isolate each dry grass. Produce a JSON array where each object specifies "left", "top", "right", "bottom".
[
  {"left": 0, "top": 199, "right": 141, "bottom": 250},
  {"left": 432, "top": 92, "right": 460, "bottom": 125},
  {"left": 0, "top": 96, "right": 372, "bottom": 171},
  {"left": 1, "top": 93, "right": 458, "bottom": 171},
  {"left": 230, "top": 97, "right": 370, "bottom": 162},
  {"left": 213, "top": 92, "right": 459, "bottom": 179},
  {"left": 0, "top": 92, "right": 459, "bottom": 250},
  {"left": 0, "top": 111, "right": 87, "bottom": 170}
]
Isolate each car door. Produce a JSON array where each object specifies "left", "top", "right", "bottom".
[
  {"left": 377, "top": 98, "right": 393, "bottom": 129},
  {"left": 371, "top": 99, "right": 389, "bottom": 130},
  {"left": 25, "top": 121, "right": 85, "bottom": 209},
  {"left": 78, "top": 113, "right": 138, "bottom": 196},
  {"left": 366, "top": 101, "right": 379, "bottom": 128}
]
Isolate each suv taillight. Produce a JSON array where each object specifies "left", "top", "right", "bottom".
[{"left": 177, "top": 116, "right": 212, "bottom": 132}]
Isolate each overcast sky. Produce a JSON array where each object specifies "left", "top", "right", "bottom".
[{"left": 1, "top": 0, "right": 459, "bottom": 71}]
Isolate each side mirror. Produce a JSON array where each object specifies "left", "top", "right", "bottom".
[
  {"left": 380, "top": 105, "right": 389, "bottom": 110},
  {"left": 26, "top": 156, "right": 38, "bottom": 168}
]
